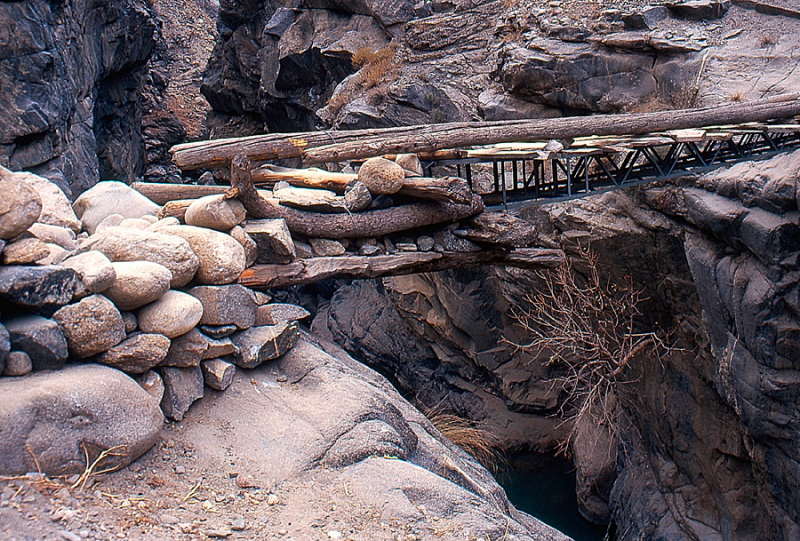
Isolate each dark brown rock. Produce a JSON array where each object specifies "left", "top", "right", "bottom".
[
  {"left": 189, "top": 285, "right": 257, "bottom": 330},
  {"left": 161, "top": 328, "right": 209, "bottom": 368},
  {"left": 4, "top": 316, "right": 68, "bottom": 372},
  {"left": 0, "top": 265, "right": 79, "bottom": 316}
]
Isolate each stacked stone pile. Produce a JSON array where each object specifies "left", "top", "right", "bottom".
[{"left": 0, "top": 165, "right": 313, "bottom": 474}]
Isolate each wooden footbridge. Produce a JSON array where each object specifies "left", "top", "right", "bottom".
[{"left": 151, "top": 95, "right": 800, "bottom": 288}]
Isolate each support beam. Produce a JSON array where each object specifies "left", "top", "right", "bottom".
[
  {"left": 238, "top": 248, "right": 565, "bottom": 289},
  {"left": 230, "top": 155, "right": 484, "bottom": 239},
  {"left": 170, "top": 94, "right": 800, "bottom": 169}
]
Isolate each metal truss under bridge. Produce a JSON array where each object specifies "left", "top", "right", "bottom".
[{"left": 423, "top": 122, "right": 800, "bottom": 211}]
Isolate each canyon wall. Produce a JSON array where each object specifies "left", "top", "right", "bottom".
[{"left": 312, "top": 148, "right": 800, "bottom": 540}]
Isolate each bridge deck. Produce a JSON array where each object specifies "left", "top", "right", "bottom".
[{"left": 423, "top": 123, "right": 800, "bottom": 210}]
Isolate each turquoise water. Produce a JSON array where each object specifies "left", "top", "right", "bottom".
[{"left": 498, "top": 455, "right": 611, "bottom": 541}]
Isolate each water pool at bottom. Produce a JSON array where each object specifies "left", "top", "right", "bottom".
[{"left": 497, "top": 455, "right": 612, "bottom": 541}]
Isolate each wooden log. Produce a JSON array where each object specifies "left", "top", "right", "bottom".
[
  {"left": 170, "top": 94, "right": 800, "bottom": 169},
  {"left": 230, "top": 155, "right": 484, "bottom": 239},
  {"left": 158, "top": 200, "right": 194, "bottom": 221},
  {"left": 252, "top": 165, "right": 357, "bottom": 191},
  {"left": 131, "top": 182, "right": 228, "bottom": 205},
  {"left": 253, "top": 164, "right": 472, "bottom": 204},
  {"left": 238, "top": 248, "right": 566, "bottom": 289},
  {"left": 397, "top": 177, "right": 472, "bottom": 204}
]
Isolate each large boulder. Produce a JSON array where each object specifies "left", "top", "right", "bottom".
[
  {"left": 0, "top": 174, "right": 41, "bottom": 240},
  {"left": 4, "top": 315, "right": 68, "bottom": 371},
  {"left": 358, "top": 157, "right": 405, "bottom": 195},
  {"left": 52, "top": 295, "right": 126, "bottom": 358},
  {"left": 0, "top": 364, "right": 163, "bottom": 476},
  {"left": 157, "top": 225, "right": 246, "bottom": 285},
  {"left": 80, "top": 226, "right": 199, "bottom": 287},
  {"left": 72, "top": 181, "right": 161, "bottom": 234},
  {"left": 14, "top": 170, "right": 82, "bottom": 233},
  {"left": 104, "top": 261, "right": 173, "bottom": 310}
]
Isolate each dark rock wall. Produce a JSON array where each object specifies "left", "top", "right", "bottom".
[
  {"left": 0, "top": 0, "right": 166, "bottom": 198},
  {"left": 312, "top": 149, "right": 800, "bottom": 540}
]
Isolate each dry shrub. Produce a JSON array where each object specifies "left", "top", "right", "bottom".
[
  {"left": 420, "top": 403, "right": 503, "bottom": 472},
  {"left": 506, "top": 250, "right": 672, "bottom": 454},
  {"left": 325, "top": 45, "right": 398, "bottom": 117}
]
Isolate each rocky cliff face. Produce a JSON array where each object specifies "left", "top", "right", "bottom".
[
  {"left": 312, "top": 148, "right": 800, "bottom": 540},
  {"left": 0, "top": 0, "right": 158, "bottom": 197}
]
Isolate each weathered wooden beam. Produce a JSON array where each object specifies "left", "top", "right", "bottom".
[
  {"left": 170, "top": 94, "right": 800, "bottom": 169},
  {"left": 230, "top": 155, "right": 484, "bottom": 239},
  {"left": 237, "top": 248, "right": 566, "bottom": 289},
  {"left": 252, "top": 165, "right": 471, "bottom": 203},
  {"left": 131, "top": 182, "right": 228, "bottom": 205}
]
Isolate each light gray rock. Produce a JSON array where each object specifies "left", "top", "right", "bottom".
[
  {"left": 14, "top": 170, "right": 82, "bottom": 233},
  {"left": 189, "top": 284, "right": 257, "bottom": 329},
  {"left": 28, "top": 223, "right": 79, "bottom": 251},
  {"left": 4, "top": 316, "right": 68, "bottom": 371},
  {"left": 136, "top": 370, "right": 165, "bottom": 403},
  {"left": 417, "top": 235, "right": 435, "bottom": 251},
  {"left": 0, "top": 175, "right": 41, "bottom": 240},
  {"left": 255, "top": 303, "right": 312, "bottom": 326},
  {"left": 80, "top": 226, "right": 199, "bottom": 287},
  {"left": 118, "top": 217, "right": 153, "bottom": 230},
  {"left": 161, "top": 328, "right": 209, "bottom": 368},
  {"left": 147, "top": 216, "right": 181, "bottom": 230},
  {"left": 3, "top": 351, "right": 32, "bottom": 377},
  {"left": 104, "top": 261, "right": 172, "bottom": 310},
  {"left": 160, "top": 365, "right": 204, "bottom": 421},
  {"left": 62, "top": 250, "right": 117, "bottom": 294},
  {"left": 343, "top": 180, "right": 372, "bottom": 212},
  {"left": 394, "top": 154, "right": 424, "bottom": 176},
  {"left": 52, "top": 295, "right": 126, "bottom": 358},
  {"left": 37, "top": 243, "right": 70, "bottom": 266},
  {"left": 138, "top": 290, "right": 204, "bottom": 339},
  {"left": 157, "top": 225, "right": 246, "bottom": 285},
  {"left": 433, "top": 230, "right": 481, "bottom": 252},
  {"left": 358, "top": 157, "right": 404, "bottom": 195},
  {"left": 72, "top": 181, "right": 161, "bottom": 234},
  {"left": 95, "top": 214, "right": 125, "bottom": 232},
  {"left": 184, "top": 194, "right": 247, "bottom": 230},
  {"left": 1, "top": 237, "right": 50, "bottom": 265},
  {"left": 309, "top": 238, "right": 346, "bottom": 257},
  {"left": 478, "top": 88, "right": 563, "bottom": 121},
  {"left": 229, "top": 225, "right": 258, "bottom": 267},
  {"left": 201, "top": 358, "right": 236, "bottom": 391},
  {"left": 0, "top": 364, "right": 163, "bottom": 475},
  {"left": 97, "top": 333, "right": 171, "bottom": 374},
  {"left": 229, "top": 322, "right": 300, "bottom": 369},
  {"left": 243, "top": 219, "right": 297, "bottom": 264},
  {"left": 667, "top": 0, "right": 730, "bottom": 20}
]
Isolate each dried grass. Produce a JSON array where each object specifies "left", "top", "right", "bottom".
[{"left": 420, "top": 403, "right": 503, "bottom": 472}]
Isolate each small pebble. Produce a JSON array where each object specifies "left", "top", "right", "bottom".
[
  {"left": 160, "top": 514, "right": 179, "bottom": 525},
  {"left": 276, "top": 375, "right": 288, "bottom": 383},
  {"left": 59, "top": 532, "right": 81, "bottom": 541},
  {"left": 22, "top": 495, "right": 35, "bottom": 503},
  {"left": 231, "top": 517, "right": 246, "bottom": 531},
  {"left": 327, "top": 531, "right": 342, "bottom": 539},
  {"left": 267, "top": 494, "right": 279, "bottom": 506},
  {"left": 175, "top": 465, "right": 186, "bottom": 474},
  {"left": 277, "top": 530, "right": 288, "bottom": 536}
]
